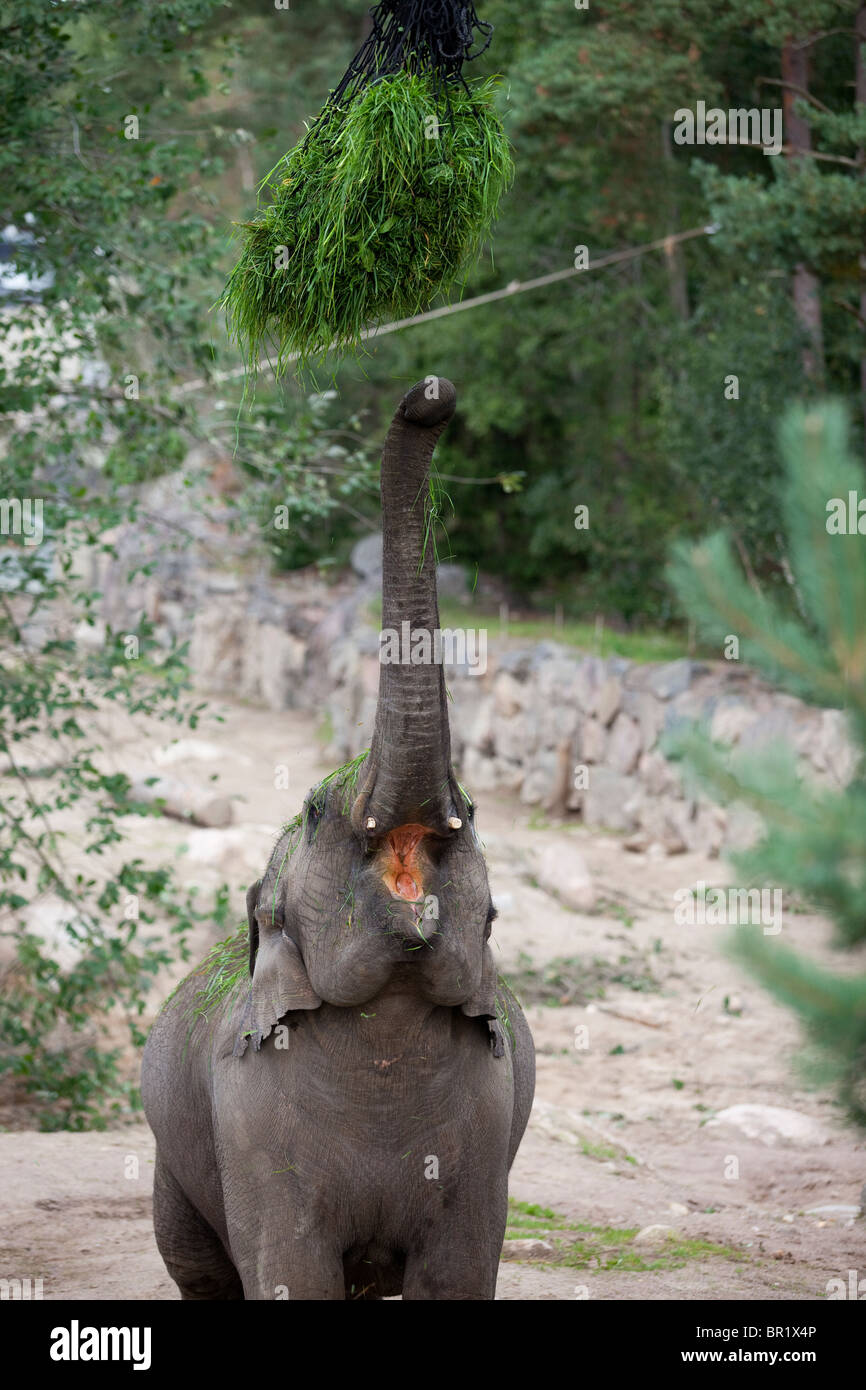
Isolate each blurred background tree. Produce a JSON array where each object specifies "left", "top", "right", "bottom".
[
  {"left": 5, "top": 0, "right": 863, "bottom": 621},
  {"left": 2, "top": 0, "right": 864, "bottom": 1124},
  {"left": 668, "top": 402, "right": 866, "bottom": 1122}
]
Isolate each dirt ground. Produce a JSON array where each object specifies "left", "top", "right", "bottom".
[{"left": 1, "top": 698, "right": 864, "bottom": 1300}]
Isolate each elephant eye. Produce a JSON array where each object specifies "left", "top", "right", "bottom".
[{"left": 304, "top": 796, "right": 323, "bottom": 835}]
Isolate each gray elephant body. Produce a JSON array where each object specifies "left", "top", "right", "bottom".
[
  {"left": 143, "top": 969, "right": 533, "bottom": 1299},
  {"left": 142, "top": 378, "right": 535, "bottom": 1300}
]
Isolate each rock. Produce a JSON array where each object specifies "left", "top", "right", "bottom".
[
  {"left": 464, "top": 697, "right": 494, "bottom": 753},
  {"left": 533, "top": 843, "right": 595, "bottom": 912},
  {"left": 682, "top": 800, "right": 727, "bottom": 856},
  {"left": 500, "top": 1239, "right": 554, "bottom": 1261},
  {"left": 805, "top": 1205, "right": 861, "bottom": 1221},
  {"left": 203, "top": 571, "right": 241, "bottom": 594},
  {"left": 184, "top": 826, "right": 271, "bottom": 870},
  {"left": 497, "top": 649, "right": 533, "bottom": 680},
  {"left": 646, "top": 659, "right": 692, "bottom": 700},
  {"left": 127, "top": 775, "right": 234, "bottom": 829},
  {"left": 189, "top": 602, "right": 245, "bottom": 692},
  {"left": 637, "top": 749, "right": 682, "bottom": 797},
  {"left": 239, "top": 623, "right": 306, "bottom": 710},
  {"left": 633, "top": 1225, "right": 680, "bottom": 1249},
  {"left": 594, "top": 675, "right": 622, "bottom": 727},
  {"left": 622, "top": 689, "right": 665, "bottom": 750},
  {"left": 19, "top": 897, "right": 88, "bottom": 970},
  {"left": 350, "top": 533, "right": 382, "bottom": 579},
  {"left": 582, "top": 768, "right": 640, "bottom": 832},
  {"left": 519, "top": 750, "right": 559, "bottom": 805},
  {"left": 710, "top": 698, "right": 760, "bottom": 746},
  {"left": 739, "top": 709, "right": 799, "bottom": 752},
  {"left": 493, "top": 672, "right": 527, "bottom": 719},
  {"left": 579, "top": 717, "right": 607, "bottom": 764},
  {"left": 668, "top": 1202, "right": 690, "bottom": 1217},
  {"left": 570, "top": 656, "right": 607, "bottom": 711},
  {"left": 436, "top": 562, "right": 469, "bottom": 600},
  {"left": 624, "top": 831, "right": 650, "bottom": 853},
  {"left": 492, "top": 713, "right": 531, "bottom": 763},
  {"left": 814, "top": 709, "right": 859, "bottom": 787},
  {"left": 722, "top": 804, "right": 765, "bottom": 852},
  {"left": 636, "top": 795, "right": 692, "bottom": 854},
  {"left": 707, "top": 1104, "right": 833, "bottom": 1148},
  {"left": 152, "top": 738, "right": 240, "bottom": 767},
  {"left": 74, "top": 618, "right": 107, "bottom": 651},
  {"left": 607, "top": 713, "right": 642, "bottom": 775}
]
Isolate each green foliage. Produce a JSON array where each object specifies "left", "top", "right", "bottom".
[
  {"left": 0, "top": 0, "right": 234, "bottom": 1129},
  {"left": 667, "top": 402, "right": 866, "bottom": 1122},
  {"left": 224, "top": 389, "right": 379, "bottom": 571},
  {"left": 222, "top": 71, "right": 513, "bottom": 373}
]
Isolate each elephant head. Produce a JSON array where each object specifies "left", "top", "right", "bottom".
[{"left": 238, "top": 377, "right": 500, "bottom": 1054}]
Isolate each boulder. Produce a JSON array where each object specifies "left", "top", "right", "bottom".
[
  {"left": 646, "top": 659, "right": 692, "bottom": 700},
  {"left": 633, "top": 1225, "right": 680, "bottom": 1249},
  {"left": 607, "top": 713, "right": 642, "bottom": 775},
  {"left": 707, "top": 1104, "right": 833, "bottom": 1148},
  {"left": 533, "top": 843, "right": 596, "bottom": 912},
  {"left": 349, "top": 532, "right": 382, "bottom": 579},
  {"left": 622, "top": 688, "right": 665, "bottom": 749},
  {"left": 579, "top": 717, "right": 607, "bottom": 764},
  {"left": 493, "top": 671, "right": 527, "bottom": 719},
  {"left": 594, "top": 675, "right": 622, "bottom": 727},
  {"left": 582, "top": 768, "right": 640, "bottom": 831}
]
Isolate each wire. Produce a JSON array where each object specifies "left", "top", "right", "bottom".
[{"left": 176, "top": 223, "right": 714, "bottom": 396}]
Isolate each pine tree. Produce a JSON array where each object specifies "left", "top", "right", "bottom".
[{"left": 667, "top": 401, "right": 866, "bottom": 1122}]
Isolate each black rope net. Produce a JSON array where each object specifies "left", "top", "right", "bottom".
[{"left": 329, "top": 0, "right": 493, "bottom": 107}]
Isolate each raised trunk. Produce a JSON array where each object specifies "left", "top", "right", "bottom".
[{"left": 352, "top": 377, "right": 463, "bottom": 838}]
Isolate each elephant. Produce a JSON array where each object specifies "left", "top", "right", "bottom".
[{"left": 141, "top": 376, "right": 536, "bottom": 1300}]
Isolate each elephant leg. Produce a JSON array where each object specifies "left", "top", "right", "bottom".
[
  {"left": 228, "top": 1224, "right": 345, "bottom": 1300},
  {"left": 401, "top": 1193, "right": 508, "bottom": 1301},
  {"left": 152, "top": 1151, "right": 243, "bottom": 1300},
  {"left": 401, "top": 1244, "right": 500, "bottom": 1301}
]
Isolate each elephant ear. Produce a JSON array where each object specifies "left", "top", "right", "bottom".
[
  {"left": 460, "top": 941, "right": 497, "bottom": 1019},
  {"left": 459, "top": 943, "right": 504, "bottom": 1057},
  {"left": 234, "top": 882, "right": 322, "bottom": 1057}
]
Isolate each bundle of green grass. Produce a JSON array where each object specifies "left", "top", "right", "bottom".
[{"left": 221, "top": 69, "right": 512, "bottom": 374}]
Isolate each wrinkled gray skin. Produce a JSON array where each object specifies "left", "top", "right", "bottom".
[{"left": 141, "top": 378, "right": 535, "bottom": 1300}]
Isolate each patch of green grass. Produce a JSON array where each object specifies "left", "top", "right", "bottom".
[
  {"left": 595, "top": 897, "right": 635, "bottom": 929},
  {"left": 365, "top": 597, "right": 689, "bottom": 664},
  {"left": 437, "top": 601, "right": 690, "bottom": 663},
  {"left": 579, "top": 1137, "right": 620, "bottom": 1162},
  {"left": 504, "top": 1201, "right": 745, "bottom": 1272},
  {"left": 222, "top": 71, "right": 513, "bottom": 374},
  {"left": 554, "top": 1229, "right": 743, "bottom": 1272}
]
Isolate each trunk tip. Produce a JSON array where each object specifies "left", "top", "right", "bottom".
[{"left": 400, "top": 377, "right": 457, "bottom": 428}]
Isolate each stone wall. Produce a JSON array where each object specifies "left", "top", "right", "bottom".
[
  {"left": 88, "top": 497, "right": 858, "bottom": 858},
  {"left": 319, "top": 631, "right": 857, "bottom": 858}
]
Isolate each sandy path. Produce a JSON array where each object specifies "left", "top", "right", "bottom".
[{"left": 1, "top": 700, "right": 863, "bottom": 1299}]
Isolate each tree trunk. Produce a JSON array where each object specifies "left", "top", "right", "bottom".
[
  {"left": 856, "top": 6, "right": 866, "bottom": 445},
  {"left": 781, "top": 36, "right": 825, "bottom": 384},
  {"left": 661, "top": 119, "right": 690, "bottom": 322}
]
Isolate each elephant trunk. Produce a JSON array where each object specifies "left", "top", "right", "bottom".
[{"left": 352, "top": 378, "right": 464, "bottom": 840}]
